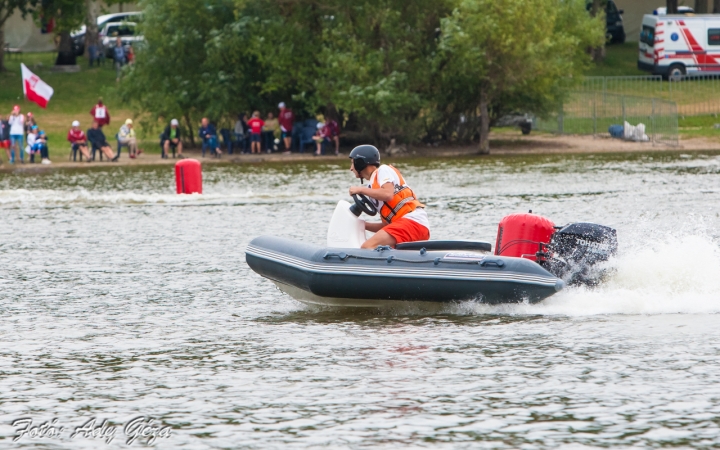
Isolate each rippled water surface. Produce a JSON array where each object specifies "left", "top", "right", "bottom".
[{"left": 1, "top": 152, "right": 720, "bottom": 448}]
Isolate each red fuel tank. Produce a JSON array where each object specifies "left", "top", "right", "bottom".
[
  {"left": 175, "top": 159, "right": 202, "bottom": 194},
  {"left": 495, "top": 213, "right": 555, "bottom": 260}
]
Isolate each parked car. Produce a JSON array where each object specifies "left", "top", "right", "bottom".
[
  {"left": 586, "top": 0, "right": 626, "bottom": 44},
  {"left": 653, "top": 7, "right": 695, "bottom": 15},
  {"left": 638, "top": 13, "right": 720, "bottom": 78},
  {"left": 71, "top": 12, "right": 142, "bottom": 56},
  {"left": 100, "top": 22, "right": 144, "bottom": 59}
]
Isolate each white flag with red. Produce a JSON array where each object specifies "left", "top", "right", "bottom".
[{"left": 21, "top": 63, "right": 54, "bottom": 109}]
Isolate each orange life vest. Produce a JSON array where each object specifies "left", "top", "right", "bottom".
[{"left": 370, "top": 165, "right": 424, "bottom": 223}]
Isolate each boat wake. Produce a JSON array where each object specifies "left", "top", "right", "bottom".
[
  {"left": 451, "top": 230, "right": 720, "bottom": 316},
  {"left": 0, "top": 188, "right": 332, "bottom": 206}
]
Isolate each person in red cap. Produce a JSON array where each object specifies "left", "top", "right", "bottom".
[{"left": 90, "top": 97, "right": 111, "bottom": 128}]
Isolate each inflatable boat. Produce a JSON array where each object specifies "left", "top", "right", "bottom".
[{"left": 246, "top": 195, "right": 617, "bottom": 307}]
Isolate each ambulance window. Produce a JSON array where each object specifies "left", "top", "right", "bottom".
[
  {"left": 709, "top": 29, "right": 720, "bottom": 46},
  {"left": 641, "top": 26, "right": 655, "bottom": 47}
]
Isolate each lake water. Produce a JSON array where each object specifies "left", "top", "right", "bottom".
[{"left": 1, "top": 152, "right": 720, "bottom": 448}]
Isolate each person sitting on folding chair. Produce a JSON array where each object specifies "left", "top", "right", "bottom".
[
  {"left": 199, "top": 117, "right": 221, "bottom": 157},
  {"left": 87, "top": 121, "right": 119, "bottom": 162},
  {"left": 161, "top": 119, "right": 184, "bottom": 159},
  {"left": 67, "top": 120, "right": 91, "bottom": 162}
]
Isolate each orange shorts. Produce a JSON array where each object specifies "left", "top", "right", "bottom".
[{"left": 383, "top": 217, "right": 430, "bottom": 245}]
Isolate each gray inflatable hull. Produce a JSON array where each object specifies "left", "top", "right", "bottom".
[{"left": 246, "top": 236, "right": 564, "bottom": 307}]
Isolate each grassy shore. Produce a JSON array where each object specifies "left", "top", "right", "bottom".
[
  {"left": 585, "top": 43, "right": 646, "bottom": 77},
  {"left": 0, "top": 46, "right": 717, "bottom": 164},
  {"left": 0, "top": 52, "right": 144, "bottom": 161}
]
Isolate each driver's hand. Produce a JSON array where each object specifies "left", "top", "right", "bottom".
[{"left": 349, "top": 186, "right": 363, "bottom": 196}]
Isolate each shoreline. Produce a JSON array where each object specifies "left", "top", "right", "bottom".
[{"left": 1, "top": 134, "right": 718, "bottom": 173}]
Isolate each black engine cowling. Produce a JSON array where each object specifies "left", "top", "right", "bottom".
[{"left": 541, "top": 222, "right": 618, "bottom": 286}]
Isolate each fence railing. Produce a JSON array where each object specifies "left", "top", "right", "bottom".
[
  {"left": 577, "top": 75, "right": 720, "bottom": 117},
  {"left": 535, "top": 92, "right": 679, "bottom": 146}
]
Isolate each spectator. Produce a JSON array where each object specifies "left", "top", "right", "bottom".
[
  {"left": 325, "top": 117, "right": 340, "bottom": 155},
  {"left": 313, "top": 122, "right": 331, "bottom": 156},
  {"left": 263, "top": 112, "right": 279, "bottom": 153},
  {"left": 25, "top": 125, "right": 37, "bottom": 162},
  {"left": 88, "top": 41, "right": 99, "bottom": 67},
  {"left": 199, "top": 118, "right": 221, "bottom": 157},
  {"left": 113, "top": 37, "right": 126, "bottom": 82},
  {"left": 278, "top": 102, "right": 294, "bottom": 152},
  {"left": 0, "top": 115, "right": 10, "bottom": 163},
  {"left": 90, "top": 97, "right": 111, "bottom": 128},
  {"left": 67, "top": 120, "right": 91, "bottom": 161},
  {"left": 25, "top": 112, "right": 37, "bottom": 135},
  {"left": 161, "top": 118, "right": 184, "bottom": 159},
  {"left": 118, "top": 118, "right": 140, "bottom": 159},
  {"left": 32, "top": 129, "right": 51, "bottom": 164},
  {"left": 234, "top": 113, "right": 249, "bottom": 153},
  {"left": 247, "top": 111, "right": 264, "bottom": 154},
  {"left": 8, "top": 105, "right": 25, "bottom": 164},
  {"left": 126, "top": 45, "right": 135, "bottom": 65},
  {"left": 87, "top": 120, "right": 119, "bottom": 162}
]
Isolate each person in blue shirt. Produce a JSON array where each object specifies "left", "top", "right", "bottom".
[
  {"left": 199, "top": 118, "right": 222, "bottom": 157},
  {"left": 113, "top": 38, "right": 126, "bottom": 82}
]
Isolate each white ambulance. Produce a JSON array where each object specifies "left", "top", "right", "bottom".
[{"left": 638, "top": 14, "right": 720, "bottom": 78}]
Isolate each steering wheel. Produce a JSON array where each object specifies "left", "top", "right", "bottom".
[{"left": 352, "top": 194, "right": 378, "bottom": 216}]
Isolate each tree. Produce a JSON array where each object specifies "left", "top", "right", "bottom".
[
  {"left": 0, "top": 0, "right": 38, "bottom": 71},
  {"left": 589, "top": 0, "right": 605, "bottom": 63},
  {"left": 438, "top": 0, "right": 604, "bottom": 153},
  {"left": 85, "top": 1, "right": 124, "bottom": 59},
  {"left": 36, "top": 0, "right": 85, "bottom": 65},
  {"left": 667, "top": 0, "right": 678, "bottom": 13},
  {"left": 84, "top": 0, "right": 99, "bottom": 58},
  {"left": 118, "top": 0, "right": 239, "bottom": 145}
]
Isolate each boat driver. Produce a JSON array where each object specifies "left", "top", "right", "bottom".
[{"left": 348, "top": 145, "right": 430, "bottom": 249}]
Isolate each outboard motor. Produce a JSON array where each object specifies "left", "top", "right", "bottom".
[
  {"left": 495, "top": 212, "right": 617, "bottom": 286},
  {"left": 543, "top": 222, "right": 618, "bottom": 286}
]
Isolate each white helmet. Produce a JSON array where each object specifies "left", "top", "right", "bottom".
[{"left": 72, "top": 120, "right": 80, "bottom": 127}]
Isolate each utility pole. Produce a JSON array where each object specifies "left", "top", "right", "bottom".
[{"left": 667, "top": 0, "right": 678, "bottom": 14}]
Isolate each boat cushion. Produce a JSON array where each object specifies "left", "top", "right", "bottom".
[{"left": 395, "top": 240, "right": 491, "bottom": 252}]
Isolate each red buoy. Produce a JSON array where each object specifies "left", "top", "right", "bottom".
[
  {"left": 495, "top": 213, "right": 555, "bottom": 260},
  {"left": 175, "top": 159, "right": 202, "bottom": 194}
]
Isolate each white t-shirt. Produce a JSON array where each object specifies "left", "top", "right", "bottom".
[
  {"left": 95, "top": 106, "right": 107, "bottom": 119},
  {"left": 366, "top": 165, "right": 430, "bottom": 229},
  {"left": 9, "top": 114, "right": 24, "bottom": 136}
]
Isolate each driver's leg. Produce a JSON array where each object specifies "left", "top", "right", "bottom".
[{"left": 361, "top": 230, "right": 397, "bottom": 249}]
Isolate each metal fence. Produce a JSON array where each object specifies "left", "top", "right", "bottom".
[
  {"left": 578, "top": 75, "right": 720, "bottom": 117},
  {"left": 535, "top": 92, "right": 679, "bottom": 146}
]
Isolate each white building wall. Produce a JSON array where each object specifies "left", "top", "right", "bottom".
[{"left": 4, "top": 2, "right": 139, "bottom": 52}]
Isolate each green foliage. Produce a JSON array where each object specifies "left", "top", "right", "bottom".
[
  {"left": 118, "top": 0, "right": 239, "bottom": 142},
  {"left": 35, "top": 0, "right": 85, "bottom": 34},
  {"left": 438, "top": 0, "right": 605, "bottom": 125},
  {"left": 122, "top": 0, "right": 605, "bottom": 149},
  {"left": 0, "top": 0, "right": 37, "bottom": 24}
]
